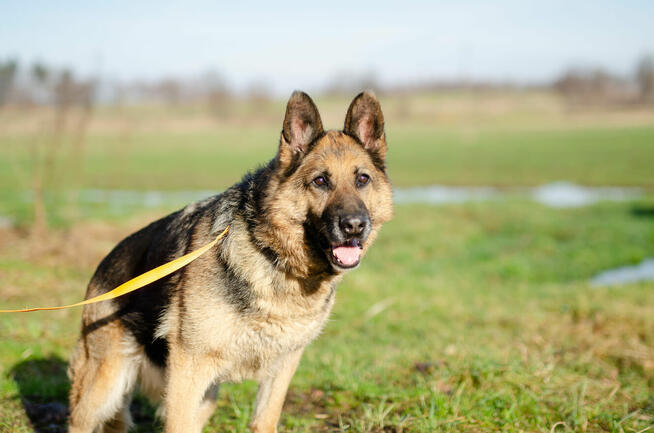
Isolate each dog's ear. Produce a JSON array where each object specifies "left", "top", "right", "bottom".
[
  {"left": 344, "top": 91, "right": 386, "bottom": 162},
  {"left": 279, "top": 91, "right": 324, "bottom": 167}
]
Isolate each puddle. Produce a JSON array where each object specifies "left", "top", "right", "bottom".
[
  {"left": 591, "top": 259, "right": 654, "bottom": 287},
  {"left": 394, "top": 182, "right": 643, "bottom": 207},
  {"left": 393, "top": 186, "right": 498, "bottom": 204},
  {"left": 78, "top": 189, "right": 217, "bottom": 208},
  {"left": 532, "top": 182, "right": 642, "bottom": 208},
  {"left": 19, "top": 182, "right": 646, "bottom": 210}
]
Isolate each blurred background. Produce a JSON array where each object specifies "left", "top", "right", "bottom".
[
  {"left": 1, "top": 0, "right": 654, "bottom": 226},
  {"left": 1, "top": 1, "right": 653, "bottom": 432},
  {"left": 1, "top": 1, "right": 654, "bottom": 227}
]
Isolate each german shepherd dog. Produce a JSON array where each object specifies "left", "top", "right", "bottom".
[{"left": 67, "top": 91, "right": 393, "bottom": 433}]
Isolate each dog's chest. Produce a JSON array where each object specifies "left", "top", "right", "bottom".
[
  {"left": 182, "top": 277, "right": 336, "bottom": 381},
  {"left": 232, "top": 303, "right": 331, "bottom": 379}
]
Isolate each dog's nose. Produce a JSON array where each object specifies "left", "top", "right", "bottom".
[{"left": 340, "top": 215, "right": 366, "bottom": 237}]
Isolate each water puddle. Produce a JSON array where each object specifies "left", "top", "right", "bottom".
[
  {"left": 531, "top": 182, "right": 642, "bottom": 208},
  {"left": 591, "top": 259, "right": 654, "bottom": 287},
  {"left": 78, "top": 189, "right": 217, "bottom": 208},
  {"left": 394, "top": 182, "right": 643, "bottom": 207},
  {"left": 393, "top": 186, "right": 498, "bottom": 204},
  {"left": 18, "top": 182, "right": 646, "bottom": 210}
]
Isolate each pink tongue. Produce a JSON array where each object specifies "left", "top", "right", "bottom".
[{"left": 332, "top": 246, "right": 361, "bottom": 266}]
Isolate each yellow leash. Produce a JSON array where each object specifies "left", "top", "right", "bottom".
[{"left": 0, "top": 226, "right": 229, "bottom": 313}]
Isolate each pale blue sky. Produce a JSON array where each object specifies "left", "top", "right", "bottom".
[{"left": 1, "top": 0, "right": 653, "bottom": 94}]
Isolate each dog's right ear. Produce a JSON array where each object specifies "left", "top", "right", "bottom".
[
  {"left": 344, "top": 91, "right": 386, "bottom": 162},
  {"left": 279, "top": 91, "right": 324, "bottom": 167}
]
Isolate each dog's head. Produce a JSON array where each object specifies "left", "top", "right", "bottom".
[{"left": 257, "top": 91, "right": 393, "bottom": 276}]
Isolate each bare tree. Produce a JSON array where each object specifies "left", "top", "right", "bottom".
[
  {"left": 203, "top": 71, "right": 232, "bottom": 119},
  {"left": 28, "top": 62, "right": 51, "bottom": 234},
  {"left": 0, "top": 59, "right": 18, "bottom": 106},
  {"left": 553, "top": 67, "right": 623, "bottom": 106},
  {"left": 25, "top": 64, "right": 96, "bottom": 233},
  {"left": 246, "top": 81, "right": 271, "bottom": 119},
  {"left": 156, "top": 79, "right": 182, "bottom": 105},
  {"left": 636, "top": 55, "right": 654, "bottom": 103}
]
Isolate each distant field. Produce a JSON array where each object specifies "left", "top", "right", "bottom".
[
  {"left": 4, "top": 124, "right": 654, "bottom": 190},
  {"left": 1, "top": 91, "right": 654, "bottom": 227},
  {"left": 2, "top": 92, "right": 654, "bottom": 192}
]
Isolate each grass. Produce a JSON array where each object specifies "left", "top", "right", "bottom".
[
  {"left": 0, "top": 92, "right": 653, "bottom": 431},
  {"left": 1, "top": 201, "right": 653, "bottom": 432},
  {"left": 2, "top": 123, "right": 654, "bottom": 192},
  {"left": 2, "top": 123, "right": 654, "bottom": 228}
]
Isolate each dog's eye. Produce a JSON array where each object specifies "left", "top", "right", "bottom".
[
  {"left": 313, "top": 176, "right": 327, "bottom": 187},
  {"left": 357, "top": 173, "right": 370, "bottom": 186}
]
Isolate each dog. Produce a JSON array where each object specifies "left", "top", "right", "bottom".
[{"left": 67, "top": 91, "right": 393, "bottom": 433}]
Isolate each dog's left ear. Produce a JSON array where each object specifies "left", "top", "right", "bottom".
[
  {"left": 279, "top": 91, "right": 324, "bottom": 167},
  {"left": 344, "top": 91, "right": 386, "bottom": 162}
]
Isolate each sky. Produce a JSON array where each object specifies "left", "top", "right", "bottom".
[{"left": 1, "top": 0, "right": 653, "bottom": 95}]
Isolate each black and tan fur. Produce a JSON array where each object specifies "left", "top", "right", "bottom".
[{"left": 67, "top": 91, "right": 393, "bottom": 433}]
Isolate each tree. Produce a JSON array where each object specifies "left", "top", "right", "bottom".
[
  {"left": 31, "top": 62, "right": 49, "bottom": 85},
  {"left": 0, "top": 59, "right": 18, "bottom": 106},
  {"left": 636, "top": 55, "right": 654, "bottom": 102}
]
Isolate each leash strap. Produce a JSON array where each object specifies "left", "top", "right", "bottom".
[{"left": 0, "top": 226, "right": 229, "bottom": 313}]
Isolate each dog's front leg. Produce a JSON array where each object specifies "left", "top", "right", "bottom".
[
  {"left": 249, "top": 348, "right": 304, "bottom": 433},
  {"left": 164, "top": 347, "right": 216, "bottom": 433}
]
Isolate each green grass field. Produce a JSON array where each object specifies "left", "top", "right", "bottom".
[{"left": 0, "top": 93, "right": 653, "bottom": 432}]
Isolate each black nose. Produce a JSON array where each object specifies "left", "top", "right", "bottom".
[{"left": 340, "top": 215, "right": 367, "bottom": 237}]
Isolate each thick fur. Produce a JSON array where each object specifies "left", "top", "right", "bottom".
[{"left": 67, "top": 91, "right": 393, "bottom": 433}]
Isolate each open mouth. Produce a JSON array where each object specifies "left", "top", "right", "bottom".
[{"left": 329, "top": 239, "right": 363, "bottom": 269}]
